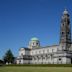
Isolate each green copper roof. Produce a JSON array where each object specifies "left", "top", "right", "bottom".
[{"left": 31, "top": 37, "right": 39, "bottom": 41}]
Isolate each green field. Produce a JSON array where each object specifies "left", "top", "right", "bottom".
[{"left": 0, "top": 67, "right": 72, "bottom": 72}]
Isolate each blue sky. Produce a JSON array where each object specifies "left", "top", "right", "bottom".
[{"left": 0, "top": 0, "right": 72, "bottom": 59}]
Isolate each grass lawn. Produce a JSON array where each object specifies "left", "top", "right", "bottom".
[{"left": 0, "top": 66, "right": 72, "bottom": 72}]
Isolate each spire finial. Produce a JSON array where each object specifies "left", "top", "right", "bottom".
[
  {"left": 63, "top": 8, "right": 68, "bottom": 15},
  {"left": 65, "top": 8, "right": 67, "bottom": 11}
]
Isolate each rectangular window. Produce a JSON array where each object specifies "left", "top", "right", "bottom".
[
  {"left": 52, "top": 49, "right": 54, "bottom": 52},
  {"left": 39, "top": 51, "right": 41, "bottom": 54},
  {"left": 47, "top": 49, "right": 49, "bottom": 53},
  {"left": 43, "top": 50, "right": 45, "bottom": 53},
  {"left": 35, "top": 51, "right": 37, "bottom": 54}
]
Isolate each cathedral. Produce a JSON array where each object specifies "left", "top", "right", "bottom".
[{"left": 16, "top": 9, "right": 72, "bottom": 64}]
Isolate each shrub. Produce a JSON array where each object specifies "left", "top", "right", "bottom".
[{"left": 4, "top": 64, "right": 72, "bottom": 67}]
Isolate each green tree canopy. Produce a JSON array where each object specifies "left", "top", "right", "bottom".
[{"left": 3, "top": 49, "right": 14, "bottom": 64}]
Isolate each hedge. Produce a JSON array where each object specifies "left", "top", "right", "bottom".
[{"left": 2, "top": 64, "right": 72, "bottom": 67}]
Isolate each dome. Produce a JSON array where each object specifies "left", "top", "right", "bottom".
[
  {"left": 63, "top": 9, "right": 68, "bottom": 15},
  {"left": 31, "top": 37, "right": 39, "bottom": 41}
]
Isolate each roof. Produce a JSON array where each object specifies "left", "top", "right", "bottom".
[
  {"left": 19, "top": 45, "right": 59, "bottom": 51},
  {"left": 19, "top": 47, "right": 31, "bottom": 51},
  {"left": 31, "top": 37, "right": 39, "bottom": 41},
  {"left": 32, "top": 45, "right": 59, "bottom": 50}
]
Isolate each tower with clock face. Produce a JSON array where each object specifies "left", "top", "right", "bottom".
[{"left": 60, "top": 9, "right": 71, "bottom": 51}]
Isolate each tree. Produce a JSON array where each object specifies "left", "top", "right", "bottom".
[
  {"left": 0, "top": 60, "right": 4, "bottom": 64},
  {"left": 3, "top": 49, "right": 14, "bottom": 64}
]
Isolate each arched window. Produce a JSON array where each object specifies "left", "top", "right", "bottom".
[
  {"left": 21, "top": 53, "right": 23, "bottom": 56},
  {"left": 59, "top": 58, "right": 61, "bottom": 61},
  {"left": 36, "top": 43, "right": 38, "bottom": 45},
  {"left": 62, "top": 32, "right": 64, "bottom": 34}
]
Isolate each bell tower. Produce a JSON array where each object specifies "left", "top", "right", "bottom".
[{"left": 60, "top": 9, "right": 71, "bottom": 51}]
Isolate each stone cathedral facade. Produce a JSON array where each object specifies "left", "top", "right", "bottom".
[{"left": 16, "top": 9, "right": 72, "bottom": 64}]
